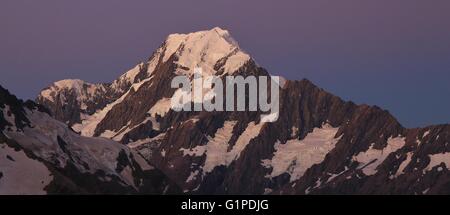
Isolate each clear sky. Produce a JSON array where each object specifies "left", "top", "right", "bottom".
[{"left": 1, "top": 0, "right": 449, "bottom": 128}]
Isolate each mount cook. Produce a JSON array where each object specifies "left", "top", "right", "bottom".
[{"left": 1, "top": 27, "right": 449, "bottom": 194}]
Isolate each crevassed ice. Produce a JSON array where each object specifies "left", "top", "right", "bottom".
[
  {"left": 180, "top": 120, "right": 265, "bottom": 175},
  {"left": 261, "top": 124, "right": 341, "bottom": 182}
]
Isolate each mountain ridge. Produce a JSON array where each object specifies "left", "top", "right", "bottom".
[
  {"left": 1, "top": 85, "right": 181, "bottom": 194},
  {"left": 31, "top": 27, "right": 450, "bottom": 194}
]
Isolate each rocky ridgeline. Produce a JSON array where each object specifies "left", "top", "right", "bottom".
[{"left": 32, "top": 27, "right": 450, "bottom": 195}]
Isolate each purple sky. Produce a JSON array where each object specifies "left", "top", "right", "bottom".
[{"left": 1, "top": 0, "right": 449, "bottom": 127}]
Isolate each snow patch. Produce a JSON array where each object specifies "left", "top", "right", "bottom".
[
  {"left": 396, "top": 152, "right": 413, "bottom": 176},
  {"left": 180, "top": 145, "right": 207, "bottom": 157},
  {"left": 291, "top": 126, "right": 298, "bottom": 138},
  {"left": 202, "top": 121, "right": 238, "bottom": 173},
  {"left": 186, "top": 170, "right": 200, "bottom": 183},
  {"left": 100, "top": 130, "right": 117, "bottom": 139},
  {"left": 149, "top": 98, "right": 172, "bottom": 117},
  {"left": 423, "top": 130, "right": 430, "bottom": 138},
  {"left": 163, "top": 33, "right": 186, "bottom": 62},
  {"left": 353, "top": 136, "right": 406, "bottom": 176},
  {"left": 264, "top": 188, "right": 273, "bottom": 195},
  {"left": 261, "top": 124, "right": 341, "bottom": 182},
  {"left": 128, "top": 133, "right": 166, "bottom": 149},
  {"left": 222, "top": 51, "right": 250, "bottom": 74},
  {"left": 426, "top": 152, "right": 450, "bottom": 171},
  {"left": 180, "top": 120, "right": 264, "bottom": 174},
  {"left": 326, "top": 167, "right": 348, "bottom": 183},
  {"left": 260, "top": 112, "right": 279, "bottom": 123}
]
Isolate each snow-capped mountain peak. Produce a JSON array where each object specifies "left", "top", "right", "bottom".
[
  {"left": 39, "top": 79, "right": 105, "bottom": 103},
  {"left": 36, "top": 28, "right": 254, "bottom": 129},
  {"left": 31, "top": 28, "right": 450, "bottom": 195},
  {"left": 162, "top": 27, "right": 250, "bottom": 75}
]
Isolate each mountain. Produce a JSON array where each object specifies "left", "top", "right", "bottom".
[
  {"left": 0, "top": 85, "right": 180, "bottom": 194},
  {"left": 36, "top": 27, "right": 450, "bottom": 195},
  {"left": 36, "top": 64, "right": 145, "bottom": 127}
]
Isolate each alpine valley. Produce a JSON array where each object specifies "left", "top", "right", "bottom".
[{"left": 1, "top": 27, "right": 449, "bottom": 194}]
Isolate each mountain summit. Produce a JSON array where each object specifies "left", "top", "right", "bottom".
[
  {"left": 32, "top": 28, "right": 450, "bottom": 195},
  {"left": 161, "top": 27, "right": 250, "bottom": 74}
]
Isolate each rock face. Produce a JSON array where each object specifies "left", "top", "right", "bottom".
[
  {"left": 0, "top": 86, "right": 180, "bottom": 194},
  {"left": 36, "top": 27, "right": 450, "bottom": 195},
  {"left": 36, "top": 63, "right": 149, "bottom": 127}
]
